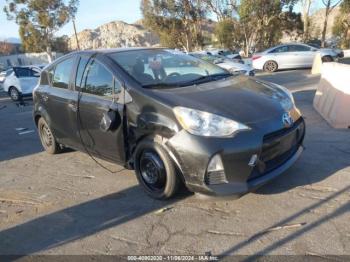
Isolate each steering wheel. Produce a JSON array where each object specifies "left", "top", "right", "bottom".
[{"left": 163, "top": 72, "right": 181, "bottom": 82}]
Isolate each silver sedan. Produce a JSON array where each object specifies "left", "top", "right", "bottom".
[{"left": 252, "top": 43, "right": 341, "bottom": 72}]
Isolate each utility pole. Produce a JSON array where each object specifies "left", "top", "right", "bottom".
[{"left": 73, "top": 18, "right": 80, "bottom": 50}]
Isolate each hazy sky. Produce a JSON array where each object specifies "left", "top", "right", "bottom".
[
  {"left": 0, "top": 0, "right": 325, "bottom": 40},
  {"left": 0, "top": 0, "right": 142, "bottom": 39}
]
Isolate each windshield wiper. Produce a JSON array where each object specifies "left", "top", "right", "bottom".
[
  {"left": 142, "top": 83, "right": 181, "bottom": 89},
  {"left": 179, "top": 73, "right": 232, "bottom": 86}
]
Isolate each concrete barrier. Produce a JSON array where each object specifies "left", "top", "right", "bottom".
[
  {"left": 0, "top": 52, "right": 63, "bottom": 71},
  {"left": 344, "top": 49, "right": 350, "bottom": 58},
  {"left": 311, "top": 53, "right": 323, "bottom": 75},
  {"left": 313, "top": 62, "right": 350, "bottom": 128}
]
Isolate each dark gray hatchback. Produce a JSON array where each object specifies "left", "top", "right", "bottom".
[{"left": 33, "top": 48, "right": 305, "bottom": 199}]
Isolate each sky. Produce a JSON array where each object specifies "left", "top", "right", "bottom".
[
  {"left": 0, "top": 0, "right": 142, "bottom": 40},
  {"left": 0, "top": 0, "right": 325, "bottom": 41}
]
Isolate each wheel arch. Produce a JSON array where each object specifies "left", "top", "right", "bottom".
[
  {"left": 33, "top": 106, "right": 52, "bottom": 129},
  {"left": 131, "top": 134, "right": 186, "bottom": 184}
]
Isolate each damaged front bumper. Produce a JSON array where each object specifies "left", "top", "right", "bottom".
[{"left": 165, "top": 117, "right": 305, "bottom": 197}]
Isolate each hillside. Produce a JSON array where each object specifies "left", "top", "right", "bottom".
[
  {"left": 68, "top": 21, "right": 160, "bottom": 50},
  {"left": 310, "top": 7, "right": 340, "bottom": 39}
]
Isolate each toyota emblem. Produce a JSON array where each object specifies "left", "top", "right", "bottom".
[{"left": 282, "top": 112, "right": 293, "bottom": 127}]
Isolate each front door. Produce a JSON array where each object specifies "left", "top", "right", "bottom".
[
  {"left": 289, "top": 45, "right": 315, "bottom": 67},
  {"left": 74, "top": 55, "right": 125, "bottom": 164}
]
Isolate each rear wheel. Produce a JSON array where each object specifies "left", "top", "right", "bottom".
[
  {"left": 9, "top": 87, "right": 20, "bottom": 101},
  {"left": 263, "top": 60, "right": 278, "bottom": 72},
  {"left": 38, "top": 117, "right": 61, "bottom": 154},
  {"left": 134, "top": 138, "right": 179, "bottom": 199}
]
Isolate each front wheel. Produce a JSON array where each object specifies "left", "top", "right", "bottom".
[
  {"left": 134, "top": 138, "right": 180, "bottom": 199},
  {"left": 9, "top": 87, "right": 21, "bottom": 101}
]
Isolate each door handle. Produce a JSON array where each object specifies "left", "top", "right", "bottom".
[{"left": 68, "top": 103, "right": 77, "bottom": 112}]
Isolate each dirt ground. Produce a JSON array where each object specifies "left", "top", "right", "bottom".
[{"left": 0, "top": 70, "right": 349, "bottom": 258}]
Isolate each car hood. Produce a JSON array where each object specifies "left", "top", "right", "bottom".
[
  {"left": 150, "top": 76, "right": 296, "bottom": 126},
  {"left": 218, "top": 61, "right": 252, "bottom": 71}
]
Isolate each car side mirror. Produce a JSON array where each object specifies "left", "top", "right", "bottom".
[{"left": 100, "top": 110, "right": 120, "bottom": 132}]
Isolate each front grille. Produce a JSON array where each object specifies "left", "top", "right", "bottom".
[{"left": 248, "top": 118, "right": 305, "bottom": 181}]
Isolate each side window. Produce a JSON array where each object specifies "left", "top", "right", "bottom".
[
  {"left": 289, "top": 45, "right": 311, "bottom": 52},
  {"left": 270, "top": 46, "right": 289, "bottom": 53},
  {"left": 52, "top": 57, "right": 75, "bottom": 89},
  {"left": 75, "top": 56, "right": 91, "bottom": 90},
  {"left": 14, "top": 68, "right": 36, "bottom": 78},
  {"left": 82, "top": 60, "right": 114, "bottom": 97}
]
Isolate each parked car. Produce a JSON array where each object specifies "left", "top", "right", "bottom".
[
  {"left": 190, "top": 52, "right": 255, "bottom": 76},
  {"left": 206, "top": 49, "right": 242, "bottom": 62},
  {"left": 252, "top": 43, "right": 341, "bottom": 72},
  {"left": 33, "top": 48, "right": 305, "bottom": 199},
  {"left": 3, "top": 66, "right": 42, "bottom": 101}
]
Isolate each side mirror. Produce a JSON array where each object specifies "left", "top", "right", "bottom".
[{"left": 100, "top": 110, "right": 120, "bottom": 132}]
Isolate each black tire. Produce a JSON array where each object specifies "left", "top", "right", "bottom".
[
  {"left": 322, "top": 56, "right": 334, "bottom": 63},
  {"left": 9, "top": 87, "right": 21, "bottom": 102},
  {"left": 263, "top": 60, "right": 278, "bottom": 72},
  {"left": 134, "top": 138, "right": 180, "bottom": 199},
  {"left": 38, "top": 117, "right": 61, "bottom": 154}
]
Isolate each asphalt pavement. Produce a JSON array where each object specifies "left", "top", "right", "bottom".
[{"left": 0, "top": 70, "right": 349, "bottom": 257}]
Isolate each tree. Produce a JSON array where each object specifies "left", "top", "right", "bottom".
[
  {"left": 301, "top": 0, "right": 313, "bottom": 41},
  {"left": 320, "top": 0, "right": 342, "bottom": 47},
  {"left": 238, "top": 0, "right": 298, "bottom": 54},
  {"left": 214, "top": 19, "right": 236, "bottom": 49},
  {"left": 333, "top": 0, "right": 350, "bottom": 48},
  {"left": 203, "top": 0, "right": 237, "bottom": 21},
  {"left": 141, "top": 0, "right": 207, "bottom": 51},
  {"left": 4, "top": 0, "right": 79, "bottom": 61},
  {"left": 0, "top": 41, "right": 15, "bottom": 55}
]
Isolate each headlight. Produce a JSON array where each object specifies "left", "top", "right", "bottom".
[
  {"left": 230, "top": 69, "right": 247, "bottom": 75},
  {"left": 173, "top": 107, "right": 250, "bottom": 137}
]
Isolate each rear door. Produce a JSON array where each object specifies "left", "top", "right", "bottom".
[
  {"left": 44, "top": 55, "right": 80, "bottom": 148},
  {"left": 75, "top": 55, "right": 125, "bottom": 164}
]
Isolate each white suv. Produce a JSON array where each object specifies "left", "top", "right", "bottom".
[{"left": 3, "top": 66, "right": 42, "bottom": 101}]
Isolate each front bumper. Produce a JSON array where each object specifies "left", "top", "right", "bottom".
[{"left": 166, "top": 116, "right": 305, "bottom": 197}]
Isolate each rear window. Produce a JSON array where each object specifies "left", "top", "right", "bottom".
[
  {"left": 14, "top": 67, "right": 37, "bottom": 78},
  {"left": 52, "top": 57, "right": 75, "bottom": 89}
]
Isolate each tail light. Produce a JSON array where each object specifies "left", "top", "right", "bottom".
[{"left": 252, "top": 55, "right": 261, "bottom": 61}]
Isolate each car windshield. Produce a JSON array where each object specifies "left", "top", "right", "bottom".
[
  {"left": 191, "top": 54, "right": 222, "bottom": 64},
  {"left": 109, "top": 49, "right": 230, "bottom": 89},
  {"left": 218, "top": 50, "right": 235, "bottom": 56}
]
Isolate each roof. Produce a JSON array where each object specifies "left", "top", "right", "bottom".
[{"left": 74, "top": 47, "right": 164, "bottom": 55}]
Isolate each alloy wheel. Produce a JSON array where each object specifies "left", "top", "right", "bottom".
[
  {"left": 10, "top": 88, "right": 19, "bottom": 101},
  {"left": 265, "top": 61, "right": 277, "bottom": 72}
]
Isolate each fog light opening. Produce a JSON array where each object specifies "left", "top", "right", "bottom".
[{"left": 205, "top": 154, "right": 228, "bottom": 185}]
